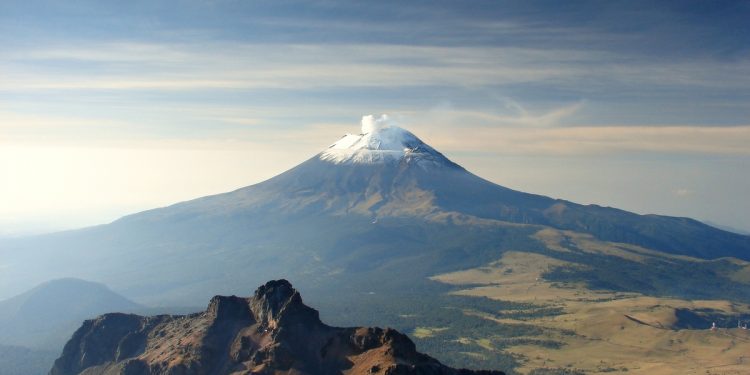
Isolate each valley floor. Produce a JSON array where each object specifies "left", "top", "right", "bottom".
[{"left": 433, "top": 250, "right": 750, "bottom": 375}]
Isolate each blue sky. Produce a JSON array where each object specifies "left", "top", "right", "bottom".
[{"left": 1, "top": 0, "right": 749, "bottom": 235}]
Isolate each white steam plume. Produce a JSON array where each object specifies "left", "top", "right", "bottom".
[{"left": 361, "top": 114, "right": 394, "bottom": 134}]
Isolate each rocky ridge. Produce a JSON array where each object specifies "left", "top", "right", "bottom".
[{"left": 49, "top": 280, "right": 505, "bottom": 375}]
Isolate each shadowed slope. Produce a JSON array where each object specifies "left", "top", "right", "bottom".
[{"left": 0, "top": 278, "right": 140, "bottom": 350}]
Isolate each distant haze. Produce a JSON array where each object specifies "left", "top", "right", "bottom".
[{"left": 1, "top": 0, "right": 749, "bottom": 235}]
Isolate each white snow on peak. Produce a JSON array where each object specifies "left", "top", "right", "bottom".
[{"left": 319, "top": 115, "right": 447, "bottom": 166}]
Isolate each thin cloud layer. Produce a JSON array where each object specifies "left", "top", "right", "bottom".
[
  {"left": 4, "top": 43, "right": 750, "bottom": 92},
  {"left": 419, "top": 124, "right": 750, "bottom": 156}
]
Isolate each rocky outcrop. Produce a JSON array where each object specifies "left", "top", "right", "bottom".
[{"left": 50, "top": 280, "right": 505, "bottom": 375}]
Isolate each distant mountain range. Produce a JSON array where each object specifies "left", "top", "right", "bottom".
[
  {"left": 0, "top": 278, "right": 141, "bottom": 375},
  {"left": 0, "top": 278, "right": 140, "bottom": 350},
  {"left": 2, "top": 115, "right": 749, "bottom": 371}
]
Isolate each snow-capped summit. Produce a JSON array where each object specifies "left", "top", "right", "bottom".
[{"left": 319, "top": 115, "right": 453, "bottom": 168}]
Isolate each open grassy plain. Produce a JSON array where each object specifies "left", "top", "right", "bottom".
[{"left": 432, "top": 228, "right": 750, "bottom": 375}]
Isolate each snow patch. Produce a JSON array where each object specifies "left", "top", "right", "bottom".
[{"left": 319, "top": 114, "right": 451, "bottom": 168}]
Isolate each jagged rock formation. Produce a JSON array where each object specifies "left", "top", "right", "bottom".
[{"left": 49, "top": 280, "right": 504, "bottom": 375}]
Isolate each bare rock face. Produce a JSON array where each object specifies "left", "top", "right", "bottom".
[{"left": 49, "top": 280, "right": 504, "bottom": 375}]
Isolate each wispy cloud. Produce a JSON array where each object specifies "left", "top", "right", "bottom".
[
  {"left": 673, "top": 188, "right": 694, "bottom": 198},
  {"left": 422, "top": 99, "right": 586, "bottom": 128},
  {"left": 3, "top": 43, "right": 749, "bottom": 93},
  {"left": 250, "top": 111, "right": 750, "bottom": 157},
  {"left": 5, "top": 102, "right": 749, "bottom": 157},
  {"left": 414, "top": 124, "right": 750, "bottom": 156}
]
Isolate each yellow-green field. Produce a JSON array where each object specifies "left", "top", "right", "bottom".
[
  {"left": 413, "top": 326, "right": 449, "bottom": 339},
  {"left": 431, "top": 228, "right": 750, "bottom": 375}
]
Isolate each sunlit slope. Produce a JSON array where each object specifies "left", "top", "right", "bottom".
[{"left": 118, "top": 155, "right": 750, "bottom": 259}]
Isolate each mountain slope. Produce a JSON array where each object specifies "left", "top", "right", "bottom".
[
  {"left": 50, "top": 280, "right": 504, "bottom": 375},
  {"left": 0, "top": 344, "right": 58, "bottom": 375},
  {"left": 116, "top": 115, "right": 750, "bottom": 260},
  {"left": 1, "top": 117, "right": 748, "bottom": 307},
  {"left": 0, "top": 278, "right": 140, "bottom": 349}
]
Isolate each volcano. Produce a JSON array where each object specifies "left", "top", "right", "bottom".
[
  {"left": 123, "top": 114, "right": 749, "bottom": 257},
  {"left": 2, "top": 114, "right": 749, "bottom": 304}
]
